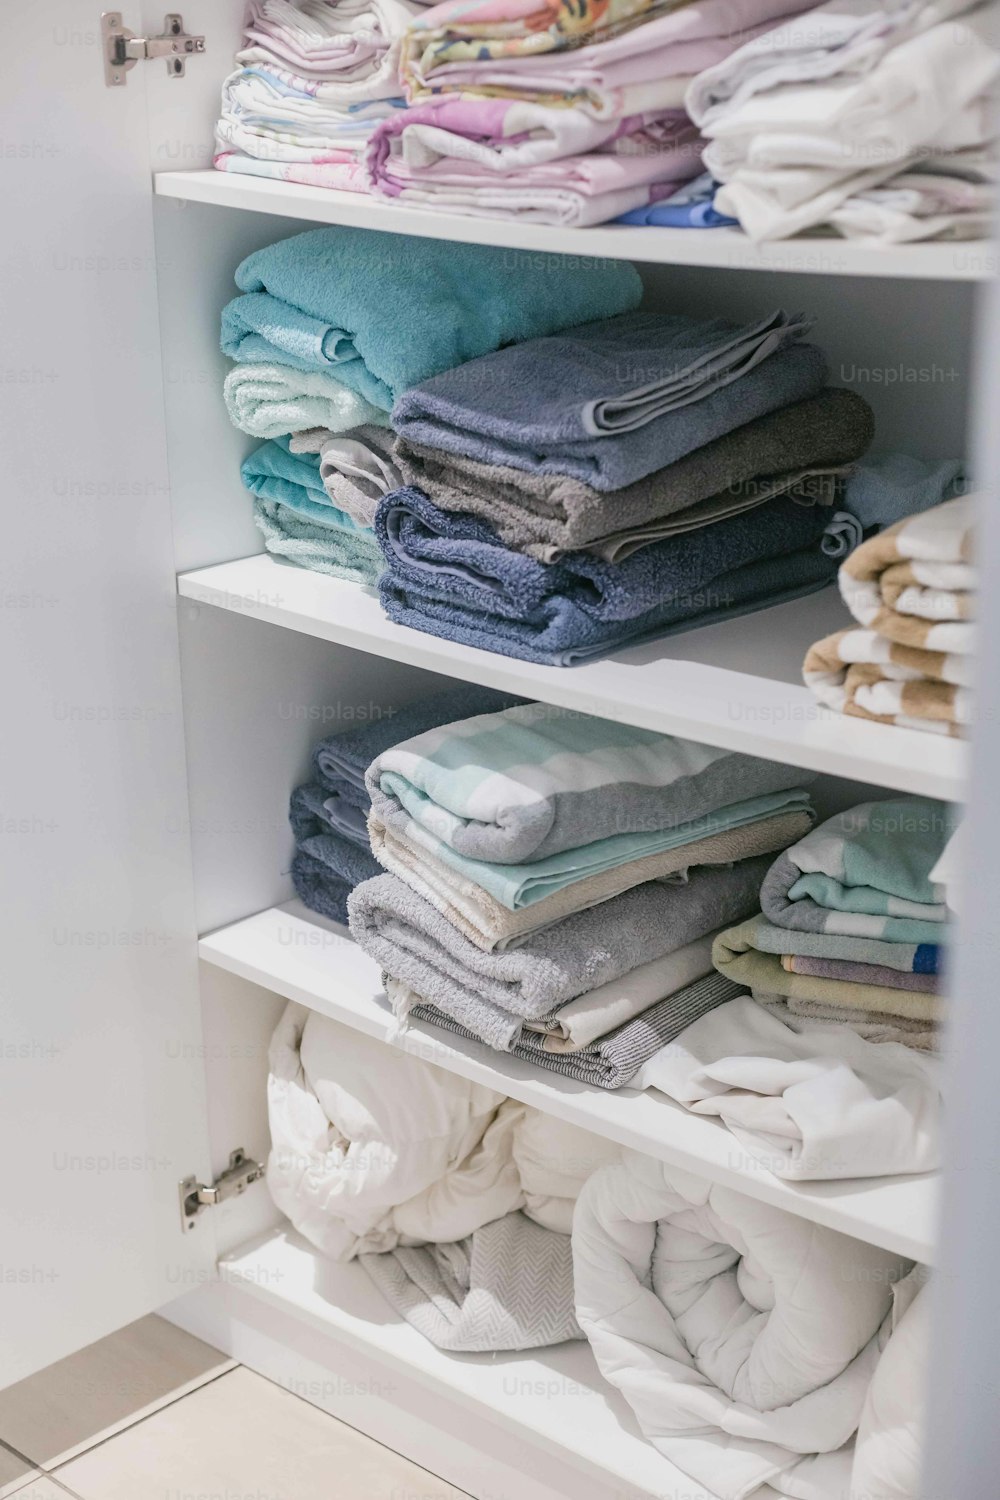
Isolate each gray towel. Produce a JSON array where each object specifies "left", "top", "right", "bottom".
[
  {"left": 359, "top": 1211, "right": 582, "bottom": 1352},
  {"left": 391, "top": 311, "right": 826, "bottom": 491},
  {"left": 395, "top": 389, "right": 874, "bottom": 562},
  {"left": 348, "top": 859, "right": 769, "bottom": 1050},
  {"left": 395, "top": 972, "right": 745, "bottom": 1089}
]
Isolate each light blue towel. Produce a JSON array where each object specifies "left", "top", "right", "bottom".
[
  {"left": 241, "top": 435, "right": 368, "bottom": 533},
  {"left": 841, "top": 455, "right": 966, "bottom": 534},
  {"left": 616, "top": 174, "right": 738, "bottom": 228},
  {"left": 220, "top": 225, "right": 643, "bottom": 409}
]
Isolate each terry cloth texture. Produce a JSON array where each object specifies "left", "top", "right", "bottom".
[
  {"left": 220, "top": 224, "right": 643, "bottom": 410},
  {"left": 252, "top": 498, "right": 384, "bottom": 582},
  {"left": 780, "top": 953, "right": 940, "bottom": 993},
  {"left": 391, "top": 972, "right": 744, "bottom": 1088},
  {"left": 376, "top": 485, "right": 838, "bottom": 665},
  {"left": 367, "top": 701, "right": 815, "bottom": 868},
  {"left": 360, "top": 1210, "right": 583, "bottom": 1351},
  {"left": 713, "top": 917, "right": 943, "bottom": 1024},
  {"left": 391, "top": 310, "right": 826, "bottom": 491},
  {"left": 348, "top": 857, "right": 770, "bottom": 1051},
  {"left": 291, "top": 838, "right": 382, "bottom": 925},
  {"left": 369, "top": 807, "right": 814, "bottom": 951},
  {"left": 638, "top": 993, "right": 942, "bottom": 1177},
  {"left": 573, "top": 1151, "right": 911, "bottom": 1499},
  {"left": 803, "top": 628, "right": 974, "bottom": 738},
  {"left": 760, "top": 798, "right": 956, "bottom": 944},
  {"left": 224, "top": 363, "right": 390, "bottom": 440},
  {"left": 395, "top": 388, "right": 873, "bottom": 562},
  {"left": 758, "top": 995, "right": 936, "bottom": 1051},
  {"left": 707, "top": 910, "right": 941, "bottom": 975},
  {"left": 291, "top": 425, "right": 404, "bottom": 527}
]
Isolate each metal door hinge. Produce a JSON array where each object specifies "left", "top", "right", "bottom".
[
  {"left": 102, "top": 12, "right": 205, "bottom": 87},
  {"left": 179, "top": 1149, "right": 263, "bottom": 1232}
]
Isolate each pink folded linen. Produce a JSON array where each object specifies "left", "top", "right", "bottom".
[
  {"left": 366, "top": 115, "right": 704, "bottom": 223},
  {"left": 404, "top": 0, "right": 822, "bottom": 116},
  {"left": 367, "top": 97, "right": 694, "bottom": 175},
  {"left": 213, "top": 150, "right": 370, "bottom": 192}
]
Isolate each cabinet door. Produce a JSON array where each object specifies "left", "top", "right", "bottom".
[{"left": 0, "top": 1, "right": 216, "bottom": 1383}]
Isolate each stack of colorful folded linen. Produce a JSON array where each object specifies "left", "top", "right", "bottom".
[
  {"left": 804, "top": 493, "right": 975, "bottom": 736},
  {"left": 221, "top": 224, "right": 642, "bottom": 578},
  {"left": 365, "top": 0, "right": 821, "bottom": 225},
  {"left": 712, "top": 797, "right": 955, "bottom": 1050},
  {"left": 288, "top": 683, "right": 520, "bottom": 923},
  {"left": 347, "top": 700, "right": 818, "bottom": 1087},
  {"left": 268, "top": 1001, "right": 619, "bottom": 1351},
  {"left": 686, "top": 0, "right": 1000, "bottom": 242},
  {"left": 380, "top": 307, "right": 876, "bottom": 662},
  {"left": 212, "top": 0, "right": 419, "bottom": 192}
]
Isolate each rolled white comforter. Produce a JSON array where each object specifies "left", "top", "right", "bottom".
[
  {"left": 573, "top": 1152, "right": 913, "bottom": 1500},
  {"left": 267, "top": 1002, "right": 615, "bottom": 1259}
]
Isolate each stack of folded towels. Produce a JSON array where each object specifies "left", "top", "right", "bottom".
[
  {"left": 213, "top": 0, "right": 420, "bottom": 192},
  {"left": 288, "top": 683, "right": 519, "bottom": 921},
  {"left": 365, "top": 0, "right": 822, "bottom": 226},
  {"left": 382, "top": 306, "right": 877, "bottom": 662},
  {"left": 687, "top": 0, "right": 1000, "bottom": 242},
  {"left": 346, "top": 698, "right": 820, "bottom": 1088},
  {"left": 804, "top": 492, "right": 975, "bottom": 736},
  {"left": 221, "top": 224, "right": 642, "bottom": 574},
  {"left": 712, "top": 796, "right": 956, "bottom": 1050}
]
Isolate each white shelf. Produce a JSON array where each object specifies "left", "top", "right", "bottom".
[
  {"left": 154, "top": 169, "right": 993, "bottom": 281},
  {"left": 221, "top": 1224, "right": 759, "bottom": 1500},
  {"left": 200, "top": 899, "right": 938, "bottom": 1263},
  {"left": 178, "top": 553, "right": 966, "bottom": 799}
]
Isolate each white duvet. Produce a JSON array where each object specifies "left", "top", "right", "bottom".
[
  {"left": 267, "top": 1002, "right": 616, "bottom": 1258},
  {"left": 573, "top": 1151, "right": 913, "bottom": 1500}
]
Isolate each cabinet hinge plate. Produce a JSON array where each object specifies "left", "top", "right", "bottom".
[
  {"left": 179, "top": 1149, "right": 264, "bottom": 1232},
  {"left": 102, "top": 12, "right": 206, "bottom": 87}
]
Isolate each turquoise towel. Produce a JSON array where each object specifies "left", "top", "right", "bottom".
[
  {"left": 241, "top": 436, "right": 368, "bottom": 533},
  {"left": 220, "top": 225, "right": 643, "bottom": 410},
  {"left": 242, "top": 438, "right": 383, "bottom": 584}
]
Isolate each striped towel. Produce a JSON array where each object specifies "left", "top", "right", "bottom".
[
  {"left": 366, "top": 700, "right": 813, "bottom": 868},
  {"left": 390, "top": 973, "right": 743, "bottom": 1090}
]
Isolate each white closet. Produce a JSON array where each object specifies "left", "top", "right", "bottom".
[{"left": 2, "top": 3, "right": 997, "bottom": 1495}]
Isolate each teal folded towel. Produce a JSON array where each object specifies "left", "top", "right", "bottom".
[
  {"left": 220, "top": 226, "right": 643, "bottom": 410},
  {"left": 252, "top": 498, "right": 383, "bottom": 584}
]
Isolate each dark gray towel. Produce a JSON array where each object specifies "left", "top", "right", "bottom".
[
  {"left": 391, "top": 311, "right": 826, "bottom": 491},
  {"left": 395, "top": 389, "right": 874, "bottom": 561},
  {"left": 406, "top": 972, "right": 744, "bottom": 1090}
]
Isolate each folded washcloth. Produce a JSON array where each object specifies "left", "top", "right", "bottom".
[
  {"left": 392, "top": 310, "right": 825, "bottom": 492},
  {"left": 393, "top": 971, "right": 744, "bottom": 1087},
  {"left": 291, "top": 838, "right": 383, "bottom": 925},
  {"left": 290, "top": 425, "right": 404, "bottom": 527},
  {"left": 221, "top": 225, "right": 643, "bottom": 410},
  {"left": 253, "top": 498, "right": 384, "bottom": 583},
  {"left": 761, "top": 797, "right": 956, "bottom": 944},
  {"left": 369, "top": 807, "right": 815, "bottom": 951},
  {"left": 709, "top": 910, "right": 942, "bottom": 974},
  {"left": 375, "top": 485, "right": 837, "bottom": 665},
  {"left": 367, "top": 699, "right": 814, "bottom": 866},
  {"left": 290, "top": 781, "right": 371, "bottom": 849},
  {"left": 841, "top": 455, "right": 965, "bottom": 535},
  {"left": 713, "top": 916, "right": 943, "bottom": 1024},
  {"left": 224, "top": 363, "right": 390, "bottom": 439},
  {"left": 347, "top": 858, "right": 770, "bottom": 1051},
  {"left": 778, "top": 953, "right": 941, "bottom": 993},
  {"left": 360, "top": 1210, "right": 583, "bottom": 1351},
  {"left": 803, "top": 628, "right": 974, "bottom": 736},
  {"left": 395, "top": 388, "right": 873, "bottom": 562}
]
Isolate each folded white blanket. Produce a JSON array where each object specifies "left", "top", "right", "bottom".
[
  {"left": 573, "top": 1152, "right": 912, "bottom": 1500},
  {"left": 636, "top": 995, "right": 941, "bottom": 1179},
  {"left": 267, "top": 1003, "right": 616, "bottom": 1258}
]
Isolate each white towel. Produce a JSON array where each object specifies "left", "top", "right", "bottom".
[{"left": 636, "top": 994, "right": 942, "bottom": 1179}]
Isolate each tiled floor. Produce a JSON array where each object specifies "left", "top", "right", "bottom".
[{"left": 0, "top": 1317, "right": 468, "bottom": 1500}]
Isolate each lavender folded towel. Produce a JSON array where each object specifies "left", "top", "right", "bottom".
[
  {"left": 375, "top": 487, "right": 837, "bottom": 665},
  {"left": 392, "top": 310, "right": 826, "bottom": 490},
  {"left": 780, "top": 954, "right": 941, "bottom": 993}
]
